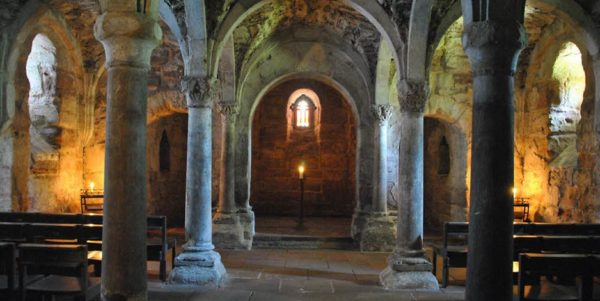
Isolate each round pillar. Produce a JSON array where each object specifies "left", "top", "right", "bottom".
[
  {"left": 168, "top": 76, "right": 226, "bottom": 286},
  {"left": 462, "top": 20, "right": 527, "bottom": 301},
  {"left": 213, "top": 102, "right": 252, "bottom": 249},
  {"left": 94, "top": 11, "right": 161, "bottom": 301},
  {"left": 359, "top": 104, "right": 396, "bottom": 252},
  {"left": 380, "top": 80, "right": 438, "bottom": 290}
]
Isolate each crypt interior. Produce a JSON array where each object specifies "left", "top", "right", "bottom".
[{"left": 0, "top": 0, "right": 600, "bottom": 301}]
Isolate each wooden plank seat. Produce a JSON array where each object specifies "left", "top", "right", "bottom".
[
  {"left": 430, "top": 222, "right": 600, "bottom": 287},
  {"left": 0, "top": 242, "right": 16, "bottom": 301},
  {"left": 518, "top": 253, "right": 600, "bottom": 301},
  {"left": 18, "top": 243, "right": 100, "bottom": 301},
  {"left": 430, "top": 222, "right": 468, "bottom": 287},
  {"left": 0, "top": 212, "right": 176, "bottom": 282}
]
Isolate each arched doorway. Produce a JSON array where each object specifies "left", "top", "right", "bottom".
[{"left": 250, "top": 79, "right": 357, "bottom": 237}]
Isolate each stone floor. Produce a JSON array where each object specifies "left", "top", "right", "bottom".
[
  {"left": 154, "top": 216, "right": 464, "bottom": 300},
  {"left": 148, "top": 248, "right": 466, "bottom": 301},
  {"left": 152, "top": 217, "right": 592, "bottom": 300}
]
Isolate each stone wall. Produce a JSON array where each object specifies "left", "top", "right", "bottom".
[
  {"left": 251, "top": 80, "right": 356, "bottom": 217},
  {"left": 147, "top": 113, "right": 188, "bottom": 226},
  {"left": 426, "top": 18, "right": 471, "bottom": 226},
  {"left": 82, "top": 22, "right": 187, "bottom": 218},
  {"left": 423, "top": 117, "right": 468, "bottom": 234},
  {"left": 515, "top": 14, "right": 597, "bottom": 223}
]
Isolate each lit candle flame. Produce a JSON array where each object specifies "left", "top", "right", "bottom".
[
  {"left": 89, "top": 181, "right": 95, "bottom": 191},
  {"left": 512, "top": 187, "right": 517, "bottom": 199},
  {"left": 298, "top": 165, "right": 305, "bottom": 179}
]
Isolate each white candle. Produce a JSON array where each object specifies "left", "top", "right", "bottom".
[
  {"left": 298, "top": 165, "right": 305, "bottom": 180},
  {"left": 90, "top": 181, "right": 95, "bottom": 192}
]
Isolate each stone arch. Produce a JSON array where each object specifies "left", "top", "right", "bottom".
[
  {"left": 250, "top": 79, "right": 357, "bottom": 218},
  {"left": 209, "top": 0, "right": 404, "bottom": 78},
  {"left": 159, "top": 0, "right": 188, "bottom": 62},
  {"left": 233, "top": 37, "right": 375, "bottom": 224},
  {"left": 2, "top": 4, "right": 85, "bottom": 211},
  {"left": 430, "top": 0, "right": 600, "bottom": 222},
  {"left": 518, "top": 21, "right": 596, "bottom": 222}
]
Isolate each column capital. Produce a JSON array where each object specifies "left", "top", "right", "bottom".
[
  {"left": 94, "top": 12, "right": 162, "bottom": 69},
  {"left": 462, "top": 20, "right": 527, "bottom": 77},
  {"left": 371, "top": 104, "right": 393, "bottom": 125},
  {"left": 397, "top": 80, "right": 428, "bottom": 113},
  {"left": 218, "top": 102, "right": 239, "bottom": 122},
  {"left": 182, "top": 76, "right": 217, "bottom": 108}
]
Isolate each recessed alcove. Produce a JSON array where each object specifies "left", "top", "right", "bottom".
[{"left": 251, "top": 79, "right": 357, "bottom": 220}]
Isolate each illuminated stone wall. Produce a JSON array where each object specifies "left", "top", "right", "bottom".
[
  {"left": 426, "top": 18, "right": 471, "bottom": 230},
  {"left": 251, "top": 80, "right": 357, "bottom": 217}
]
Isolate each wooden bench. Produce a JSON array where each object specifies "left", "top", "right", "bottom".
[
  {"left": 18, "top": 243, "right": 100, "bottom": 301},
  {"left": 518, "top": 253, "right": 600, "bottom": 301},
  {"left": 0, "top": 212, "right": 176, "bottom": 281},
  {"left": 431, "top": 222, "right": 600, "bottom": 287},
  {"left": 431, "top": 222, "right": 468, "bottom": 287},
  {"left": 0, "top": 242, "right": 16, "bottom": 301}
]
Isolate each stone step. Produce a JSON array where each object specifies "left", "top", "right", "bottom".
[{"left": 252, "top": 233, "right": 357, "bottom": 250}]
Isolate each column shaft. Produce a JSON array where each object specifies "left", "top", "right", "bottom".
[
  {"left": 169, "top": 77, "right": 226, "bottom": 285},
  {"left": 217, "top": 104, "right": 237, "bottom": 213},
  {"left": 95, "top": 12, "right": 160, "bottom": 301},
  {"left": 462, "top": 20, "right": 526, "bottom": 301},
  {"left": 373, "top": 105, "right": 392, "bottom": 213},
  {"left": 102, "top": 66, "right": 149, "bottom": 300},
  {"left": 213, "top": 103, "right": 251, "bottom": 249},
  {"left": 185, "top": 106, "right": 214, "bottom": 250},
  {"left": 379, "top": 80, "right": 437, "bottom": 290},
  {"left": 396, "top": 111, "right": 424, "bottom": 255}
]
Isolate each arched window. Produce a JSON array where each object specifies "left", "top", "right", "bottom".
[
  {"left": 159, "top": 130, "right": 170, "bottom": 172},
  {"left": 291, "top": 95, "right": 316, "bottom": 129}
]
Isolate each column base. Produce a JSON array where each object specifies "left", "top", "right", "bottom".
[
  {"left": 213, "top": 212, "right": 252, "bottom": 250},
  {"left": 360, "top": 214, "right": 396, "bottom": 252},
  {"left": 237, "top": 208, "right": 255, "bottom": 246},
  {"left": 168, "top": 250, "right": 226, "bottom": 287},
  {"left": 380, "top": 256, "right": 439, "bottom": 290},
  {"left": 351, "top": 210, "right": 369, "bottom": 241}
]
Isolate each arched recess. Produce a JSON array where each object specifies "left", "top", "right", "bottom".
[
  {"left": 430, "top": 0, "right": 600, "bottom": 222},
  {"left": 518, "top": 22, "right": 595, "bottom": 222},
  {"left": 251, "top": 79, "right": 356, "bottom": 218},
  {"left": 2, "top": 5, "right": 84, "bottom": 212},
  {"left": 209, "top": 0, "right": 404, "bottom": 79},
  {"left": 423, "top": 116, "right": 468, "bottom": 234},
  {"left": 426, "top": 16, "right": 473, "bottom": 213},
  {"left": 233, "top": 33, "right": 375, "bottom": 229}
]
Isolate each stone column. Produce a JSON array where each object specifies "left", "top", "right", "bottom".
[
  {"left": 168, "top": 76, "right": 226, "bottom": 286},
  {"left": 360, "top": 105, "right": 396, "bottom": 252},
  {"left": 213, "top": 102, "right": 251, "bottom": 249},
  {"left": 463, "top": 21, "right": 526, "bottom": 301},
  {"left": 380, "top": 80, "right": 438, "bottom": 290},
  {"left": 94, "top": 12, "right": 161, "bottom": 301}
]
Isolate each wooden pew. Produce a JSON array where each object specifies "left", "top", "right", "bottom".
[
  {"left": 0, "top": 242, "right": 16, "bottom": 301},
  {"left": 430, "top": 222, "right": 600, "bottom": 287},
  {"left": 18, "top": 243, "right": 100, "bottom": 301},
  {"left": 431, "top": 222, "right": 468, "bottom": 287},
  {"left": 518, "top": 253, "right": 600, "bottom": 301},
  {"left": 0, "top": 212, "right": 176, "bottom": 281}
]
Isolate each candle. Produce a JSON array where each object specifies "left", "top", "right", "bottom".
[
  {"left": 89, "top": 181, "right": 95, "bottom": 192},
  {"left": 298, "top": 165, "right": 305, "bottom": 179},
  {"left": 512, "top": 187, "right": 517, "bottom": 199}
]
